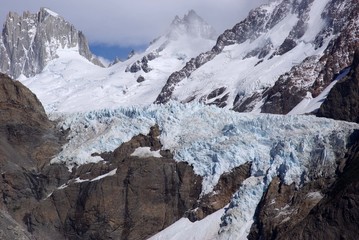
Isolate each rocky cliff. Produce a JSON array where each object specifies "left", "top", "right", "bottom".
[
  {"left": 0, "top": 73, "right": 66, "bottom": 238},
  {"left": 248, "top": 129, "right": 359, "bottom": 240},
  {"left": 0, "top": 8, "right": 103, "bottom": 79},
  {"left": 317, "top": 50, "right": 359, "bottom": 123}
]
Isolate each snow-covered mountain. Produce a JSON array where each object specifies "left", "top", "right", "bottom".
[
  {"left": 18, "top": 9, "right": 216, "bottom": 114},
  {"left": 0, "top": 7, "right": 103, "bottom": 79},
  {"left": 0, "top": 1, "right": 359, "bottom": 240},
  {"left": 155, "top": 0, "right": 359, "bottom": 114},
  {"left": 13, "top": 0, "right": 358, "bottom": 117}
]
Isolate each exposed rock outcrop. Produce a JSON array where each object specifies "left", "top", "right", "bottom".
[
  {"left": 125, "top": 51, "right": 159, "bottom": 73},
  {"left": 188, "top": 163, "right": 252, "bottom": 221},
  {"left": 0, "top": 8, "right": 103, "bottom": 79},
  {"left": 0, "top": 73, "right": 66, "bottom": 237},
  {"left": 278, "top": 130, "right": 359, "bottom": 240},
  {"left": 317, "top": 50, "right": 359, "bottom": 123},
  {"left": 248, "top": 130, "right": 359, "bottom": 240}
]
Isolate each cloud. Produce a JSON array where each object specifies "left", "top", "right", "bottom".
[{"left": 0, "top": 0, "right": 268, "bottom": 47}]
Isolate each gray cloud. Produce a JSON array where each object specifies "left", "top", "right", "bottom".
[{"left": 0, "top": 0, "right": 268, "bottom": 47}]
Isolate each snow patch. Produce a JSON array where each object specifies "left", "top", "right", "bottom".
[
  {"left": 43, "top": 8, "right": 59, "bottom": 17},
  {"left": 74, "top": 177, "right": 89, "bottom": 183},
  {"left": 149, "top": 207, "right": 225, "bottom": 240},
  {"left": 91, "top": 168, "right": 117, "bottom": 182},
  {"left": 131, "top": 147, "right": 162, "bottom": 158},
  {"left": 57, "top": 183, "right": 68, "bottom": 190}
]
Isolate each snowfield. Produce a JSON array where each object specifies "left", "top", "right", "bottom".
[
  {"left": 50, "top": 102, "right": 358, "bottom": 239},
  {"left": 18, "top": 11, "right": 216, "bottom": 114}
]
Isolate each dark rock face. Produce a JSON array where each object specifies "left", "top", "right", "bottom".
[
  {"left": 125, "top": 51, "right": 159, "bottom": 73},
  {"left": 278, "top": 130, "right": 359, "bottom": 240},
  {"left": 0, "top": 73, "right": 64, "bottom": 169},
  {"left": 25, "top": 126, "right": 202, "bottom": 240},
  {"left": 0, "top": 210, "right": 34, "bottom": 240},
  {"left": 207, "top": 87, "right": 227, "bottom": 100},
  {"left": 248, "top": 177, "right": 333, "bottom": 240},
  {"left": 0, "top": 73, "right": 66, "bottom": 237},
  {"left": 0, "top": 8, "right": 103, "bottom": 79},
  {"left": 317, "top": 50, "right": 359, "bottom": 123},
  {"left": 248, "top": 130, "right": 359, "bottom": 240},
  {"left": 188, "top": 163, "right": 251, "bottom": 221},
  {"left": 136, "top": 75, "right": 145, "bottom": 83}
]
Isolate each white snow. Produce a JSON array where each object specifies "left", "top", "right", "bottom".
[
  {"left": 219, "top": 177, "right": 265, "bottom": 239},
  {"left": 131, "top": 147, "right": 162, "bottom": 158},
  {"left": 300, "top": 0, "right": 330, "bottom": 43},
  {"left": 91, "top": 168, "right": 117, "bottom": 182},
  {"left": 16, "top": 0, "right": 337, "bottom": 117},
  {"left": 74, "top": 177, "right": 89, "bottom": 183},
  {"left": 57, "top": 183, "right": 68, "bottom": 190},
  {"left": 43, "top": 8, "right": 59, "bottom": 17},
  {"left": 18, "top": 25, "right": 215, "bottom": 114},
  {"left": 149, "top": 207, "right": 225, "bottom": 240},
  {"left": 171, "top": 22, "right": 331, "bottom": 110}
]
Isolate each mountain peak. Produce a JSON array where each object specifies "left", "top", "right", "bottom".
[
  {"left": 168, "top": 10, "right": 217, "bottom": 40},
  {"left": 0, "top": 8, "right": 103, "bottom": 78},
  {"left": 183, "top": 9, "right": 202, "bottom": 22}
]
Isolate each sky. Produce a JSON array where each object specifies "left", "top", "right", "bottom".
[{"left": 0, "top": 0, "right": 268, "bottom": 61}]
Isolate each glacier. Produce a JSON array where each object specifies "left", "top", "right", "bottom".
[{"left": 52, "top": 102, "right": 357, "bottom": 192}]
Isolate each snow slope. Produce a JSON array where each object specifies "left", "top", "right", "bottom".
[
  {"left": 16, "top": 1, "right": 344, "bottom": 116},
  {"left": 18, "top": 11, "right": 215, "bottom": 114},
  {"left": 170, "top": 0, "right": 333, "bottom": 110},
  {"left": 50, "top": 102, "right": 358, "bottom": 239},
  {"left": 149, "top": 208, "right": 226, "bottom": 240}
]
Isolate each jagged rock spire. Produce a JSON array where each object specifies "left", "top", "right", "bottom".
[{"left": 0, "top": 8, "right": 103, "bottom": 79}]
